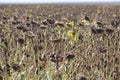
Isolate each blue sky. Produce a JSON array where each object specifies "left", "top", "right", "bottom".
[{"left": 0, "top": 0, "right": 120, "bottom": 4}]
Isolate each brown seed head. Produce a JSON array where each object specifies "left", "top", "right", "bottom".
[
  {"left": 91, "top": 28, "right": 104, "bottom": 34},
  {"left": 12, "top": 64, "right": 21, "bottom": 72}
]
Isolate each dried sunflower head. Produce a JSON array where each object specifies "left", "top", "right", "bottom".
[
  {"left": 91, "top": 28, "right": 104, "bottom": 34},
  {"left": 12, "top": 64, "right": 21, "bottom": 72},
  {"left": 105, "top": 28, "right": 114, "bottom": 34}
]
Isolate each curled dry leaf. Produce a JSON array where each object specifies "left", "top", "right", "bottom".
[
  {"left": 25, "top": 31, "right": 36, "bottom": 38},
  {"left": 50, "top": 54, "right": 63, "bottom": 63},
  {"left": 55, "top": 22, "right": 65, "bottom": 27}
]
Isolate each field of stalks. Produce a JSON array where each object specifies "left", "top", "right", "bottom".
[{"left": 0, "top": 4, "right": 120, "bottom": 80}]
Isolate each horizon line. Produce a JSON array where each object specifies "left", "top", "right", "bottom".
[{"left": 0, "top": 1, "right": 120, "bottom": 4}]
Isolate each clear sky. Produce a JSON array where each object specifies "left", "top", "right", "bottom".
[{"left": 0, "top": 0, "right": 120, "bottom": 4}]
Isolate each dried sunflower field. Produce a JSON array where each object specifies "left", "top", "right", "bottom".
[{"left": 0, "top": 4, "right": 120, "bottom": 80}]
